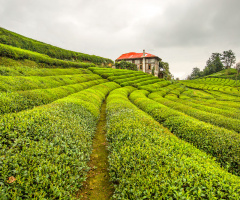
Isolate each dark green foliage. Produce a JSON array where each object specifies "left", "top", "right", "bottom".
[
  {"left": 0, "top": 27, "right": 113, "bottom": 65},
  {"left": 221, "top": 50, "right": 236, "bottom": 69},
  {"left": 115, "top": 60, "right": 137, "bottom": 70},
  {"left": 159, "top": 61, "right": 173, "bottom": 79}
]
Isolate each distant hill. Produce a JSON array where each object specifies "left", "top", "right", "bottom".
[{"left": 0, "top": 27, "right": 113, "bottom": 65}]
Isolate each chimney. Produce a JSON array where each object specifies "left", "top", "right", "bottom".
[{"left": 143, "top": 49, "right": 145, "bottom": 57}]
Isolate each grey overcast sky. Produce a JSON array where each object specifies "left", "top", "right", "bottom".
[{"left": 0, "top": 0, "right": 240, "bottom": 79}]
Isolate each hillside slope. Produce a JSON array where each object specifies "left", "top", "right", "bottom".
[{"left": 0, "top": 27, "right": 113, "bottom": 65}]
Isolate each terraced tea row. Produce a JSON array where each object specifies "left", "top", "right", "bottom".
[
  {"left": 129, "top": 90, "right": 240, "bottom": 176},
  {"left": 106, "top": 87, "right": 240, "bottom": 199},
  {"left": 0, "top": 43, "right": 95, "bottom": 69},
  {"left": 0, "top": 73, "right": 101, "bottom": 92},
  {"left": 185, "top": 77, "right": 240, "bottom": 87},
  {"left": 0, "top": 59, "right": 91, "bottom": 76},
  {"left": 0, "top": 27, "right": 113, "bottom": 65},
  {"left": 89, "top": 67, "right": 163, "bottom": 87},
  {"left": 0, "top": 79, "right": 107, "bottom": 114},
  {"left": 166, "top": 96, "right": 240, "bottom": 120},
  {"left": 0, "top": 82, "right": 120, "bottom": 199}
]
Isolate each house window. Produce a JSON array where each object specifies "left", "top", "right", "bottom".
[
  {"left": 132, "top": 60, "right": 135, "bottom": 64},
  {"left": 140, "top": 65, "right": 142, "bottom": 70},
  {"left": 135, "top": 60, "right": 140, "bottom": 64},
  {"left": 140, "top": 59, "right": 142, "bottom": 64},
  {"left": 148, "top": 64, "right": 151, "bottom": 70}
]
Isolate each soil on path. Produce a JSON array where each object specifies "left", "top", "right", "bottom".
[{"left": 78, "top": 100, "right": 114, "bottom": 199}]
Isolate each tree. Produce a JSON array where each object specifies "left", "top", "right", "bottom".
[
  {"left": 210, "top": 53, "right": 224, "bottom": 72},
  {"left": 159, "top": 61, "right": 173, "bottom": 80},
  {"left": 221, "top": 50, "right": 236, "bottom": 69},
  {"left": 115, "top": 60, "right": 137, "bottom": 71},
  {"left": 201, "top": 52, "right": 224, "bottom": 76},
  {"left": 190, "top": 67, "right": 201, "bottom": 79}
]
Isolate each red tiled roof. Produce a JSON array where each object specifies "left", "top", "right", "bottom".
[{"left": 116, "top": 52, "right": 158, "bottom": 60}]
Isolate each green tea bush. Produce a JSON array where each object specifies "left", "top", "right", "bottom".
[
  {"left": 115, "top": 75, "right": 148, "bottom": 84},
  {"left": 170, "top": 98, "right": 240, "bottom": 120},
  {"left": 107, "top": 73, "right": 137, "bottom": 81},
  {"left": 134, "top": 78, "right": 161, "bottom": 87},
  {"left": 0, "top": 73, "right": 101, "bottom": 92},
  {"left": 193, "top": 98, "right": 240, "bottom": 109},
  {"left": 206, "top": 90, "right": 240, "bottom": 102},
  {"left": 120, "top": 76, "right": 157, "bottom": 87},
  {"left": 150, "top": 93, "right": 240, "bottom": 132},
  {"left": 0, "top": 64, "right": 92, "bottom": 76},
  {"left": 138, "top": 80, "right": 171, "bottom": 92},
  {"left": 0, "top": 27, "right": 113, "bottom": 65},
  {"left": 130, "top": 90, "right": 240, "bottom": 175},
  {"left": 0, "top": 44, "right": 95, "bottom": 68},
  {"left": 89, "top": 67, "right": 144, "bottom": 78},
  {"left": 0, "top": 82, "right": 120, "bottom": 199},
  {"left": 0, "top": 79, "right": 107, "bottom": 114},
  {"left": 107, "top": 87, "right": 240, "bottom": 199}
]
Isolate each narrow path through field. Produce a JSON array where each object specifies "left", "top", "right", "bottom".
[{"left": 78, "top": 100, "right": 114, "bottom": 199}]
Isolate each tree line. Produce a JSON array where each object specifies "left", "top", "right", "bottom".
[{"left": 188, "top": 50, "right": 236, "bottom": 79}]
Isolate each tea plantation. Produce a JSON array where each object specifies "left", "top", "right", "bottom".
[{"left": 0, "top": 29, "right": 240, "bottom": 199}]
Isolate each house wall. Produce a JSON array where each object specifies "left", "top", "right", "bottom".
[{"left": 116, "top": 58, "right": 160, "bottom": 77}]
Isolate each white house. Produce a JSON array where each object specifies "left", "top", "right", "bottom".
[{"left": 115, "top": 50, "right": 162, "bottom": 77}]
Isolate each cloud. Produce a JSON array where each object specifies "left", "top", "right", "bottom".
[{"left": 138, "top": 0, "right": 240, "bottom": 48}]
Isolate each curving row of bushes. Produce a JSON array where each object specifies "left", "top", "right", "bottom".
[
  {"left": 89, "top": 67, "right": 135, "bottom": 78},
  {"left": 138, "top": 80, "right": 172, "bottom": 92},
  {"left": 169, "top": 96, "right": 240, "bottom": 120},
  {"left": 0, "top": 43, "right": 95, "bottom": 69},
  {"left": 190, "top": 97, "right": 240, "bottom": 110},
  {"left": 107, "top": 73, "right": 142, "bottom": 81},
  {"left": 179, "top": 88, "right": 214, "bottom": 99},
  {"left": 199, "top": 90, "right": 240, "bottom": 102},
  {"left": 182, "top": 81, "right": 240, "bottom": 97},
  {"left": 89, "top": 67, "right": 163, "bottom": 88},
  {"left": 106, "top": 87, "right": 240, "bottom": 199},
  {"left": 184, "top": 77, "right": 240, "bottom": 87},
  {"left": 0, "top": 63, "right": 92, "bottom": 77},
  {"left": 0, "top": 81, "right": 120, "bottom": 199},
  {"left": 149, "top": 91, "right": 240, "bottom": 132},
  {"left": 0, "top": 27, "right": 113, "bottom": 65},
  {"left": 0, "top": 79, "right": 107, "bottom": 114},
  {"left": 0, "top": 73, "right": 101, "bottom": 92},
  {"left": 113, "top": 74, "right": 148, "bottom": 84},
  {"left": 129, "top": 90, "right": 240, "bottom": 176}
]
